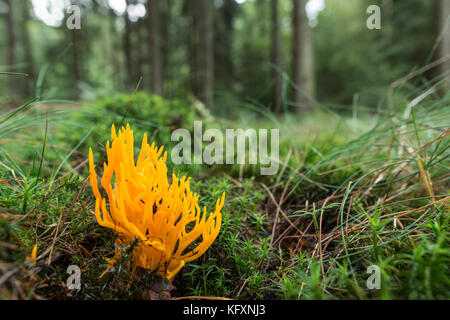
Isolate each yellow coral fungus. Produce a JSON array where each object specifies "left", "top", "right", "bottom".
[
  {"left": 27, "top": 244, "right": 37, "bottom": 267},
  {"left": 89, "top": 124, "right": 225, "bottom": 281}
]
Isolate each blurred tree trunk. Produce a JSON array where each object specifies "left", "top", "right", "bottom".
[
  {"left": 271, "top": 0, "right": 282, "bottom": 112},
  {"left": 148, "top": 0, "right": 163, "bottom": 95},
  {"left": 257, "top": 0, "right": 268, "bottom": 36},
  {"left": 161, "top": 0, "right": 172, "bottom": 74},
  {"left": 136, "top": 19, "right": 145, "bottom": 90},
  {"left": 71, "top": 30, "right": 80, "bottom": 98},
  {"left": 215, "top": 0, "right": 237, "bottom": 89},
  {"left": 382, "top": 0, "right": 394, "bottom": 45},
  {"left": 292, "top": 0, "right": 315, "bottom": 108},
  {"left": 186, "top": 0, "right": 195, "bottom": 94},
  {"left": 69, "top": 0, "right": 81, "bottom": 98},
  {"left": 4, "top": 0, "right": 17, "bottom": 95},
  {"left": 124, "top": 0, "right": 134, "bottom": 85},
  {"left": 192, "top": 0, "right": 214, "bottom": 109},
  {"left": 436, "top": 0, "right": 450, "bottom": 90},
  {"left": 107, "top": 8, "right": 123, "bottom": 87},
  {"left": 20, "top": 0, "right": 34, "bottom": 96}
]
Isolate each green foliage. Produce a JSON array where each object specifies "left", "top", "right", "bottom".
[
  {"left": 393, "top": 210, "right": 450, "bottom": 299},
  {"left": 176, "top": 177, "right": 272, "bottom": 298},
  {"left": 1, "top": 81, "right": 449, "bottom": 300},
  {"left": 49, "top": 92, "right": 197, "bottom": 174}
]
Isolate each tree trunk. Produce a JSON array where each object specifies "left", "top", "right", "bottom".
[
  {"left": 124, "top": 1, "right": 134, "bottom": 85},
  {"left": 436, "top": 0, "right": 450, "bottom": 90},
  {"left": 69, "top": 0, "right": 81, "bottom": 98},
  {"left": 71, "top": 29, "right": 80, "bottom": 97},
  {"left": 108, "top": 8, "right": 123, "bottom": 86},
  {"left": 148, "top": 0, "right": 163, "bottom": 95},
  {"left": 271, "top": 0, "right": 282, "bottom": 112},
  {"left": 192, "top": 0, "right": 214, "bottom": 109},
  {"left": 292, "top": 0, "right": 315, "bottom": 108},
  {"left": 216, "top": 0, "right": 237, "bottom": 89},
  {"left": 20, "top": 0, "right": 34, "bottom": 96},
  {"left": 136, "top": 20, "right": 145, "bottom": 90},
  {"left": 4, "top": 0, "right": 17, "bottom": 95},
  {"left": 257, "top": 0, "right": 268, "bottom": 36},
  {"left": 161, "top": 0, "right": 172, "bottom": 75},
  {"left": 382, "top": 0, "right": 394, "bottom": 45}
]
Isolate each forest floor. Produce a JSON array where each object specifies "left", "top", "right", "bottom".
[{"left": 0, "top": 92, "right": 449, "bottom": 300}]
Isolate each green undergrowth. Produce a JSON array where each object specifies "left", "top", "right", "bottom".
[{"left": 0, "top": 89, "right": 449, "bottom": 300}]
